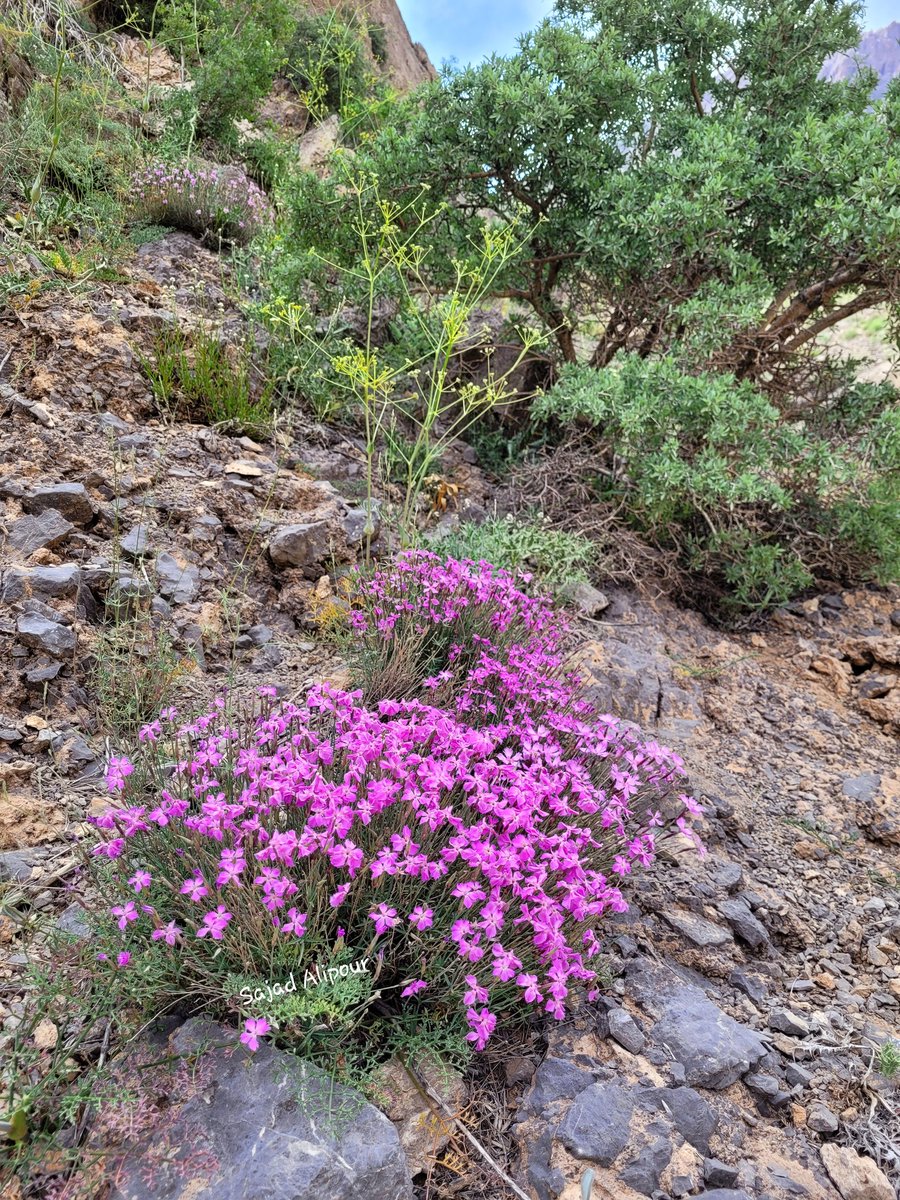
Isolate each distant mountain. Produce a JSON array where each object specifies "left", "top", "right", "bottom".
[{"left": 822, "top": 22, "right": 900, "bottom": 98}]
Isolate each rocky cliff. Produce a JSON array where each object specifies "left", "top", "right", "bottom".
[
  {"left": 308, "top": 0, "right": 435, "bottom": 90},
  {"left": 822, "top": 21, "right": 900, "bottom": 98}
]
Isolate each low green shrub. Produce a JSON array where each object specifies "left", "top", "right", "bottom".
[
  {"left": 434, "top": 515, "right": 595, "bottom": 594},
  {"left": 138, "top": 322, "right": 275, "bottom": 431},
  {"left": 533, "top": 354, "right": 900, "bottom": 615},
  {"left": 18, "top": 76, "right": 140, "bottom": 199}
]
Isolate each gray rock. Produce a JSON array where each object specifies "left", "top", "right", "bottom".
[
  {"left": 608, "top": 1007, "right": 647, "bottom": 1055},
  {"left": 744, "top": 1072, "right": 780, "bottom": 1099},
  {"left": 704, "top": 1159, "right": 740, "bottom": 1188},
  {"left": 107, "top": 572, "right": 154, "bottom": 608},
  {"left": 121, "top": 524, "right": 152, "bottom": 559},
  {"left": 268, "top": 521, "right": 333, "bottom": 573},
  {"left": 841, "top": 772, "right": 882, "bottom": 802},
  {"left": 98, "top": 411, "right": 131, "bottom": 433},
  {"left": 628, "top": 960, "right": 767, "bottom": 1090},
  {"left": 769, "top": 1008, "right": 810, "bottom": 1038},
  {"left": 729, "top": 969, "right": 767, "bottom": 1005},
  {"left": 640, "top": 1087, "right": 718, "bottom": 1154},
  {"left": 619, "top": 1133, "right": 672, "bottom": 1195},
  {"left": 26, "top": 663, "right": 62, "bottom": 684},
  {"left": 16, "top": 614, "right": 76, "bottom": 656},
  {"left": 156, "top": 552, "right": 199, "bottom": 605},
  {"left": 107, "top": 1017, "right": 413, "bottom": 1200},
  {"left": 23, "top": 482, "right": 95, "bottom": 526},
  {"left": 714, "top": 861, "right": 743, "bottom": 892},
  {"left": 664, "top": 910, "right": 733, "bottom": 948},
  {"left": 0, "top": 727, "right": 22, "bottom": 744},
  {"left": 0, "top": 850, "right": 35, "bottom": 883},
  {"left": 342, "top": 501, "right": 381, "bottom": 546},
  {"left": 244, "top": 628, "right": 273, "bottom": 648},
  {"left": 118, "top": 432, "right": 151, "bottom": 451},
  {"left": 1, "top": 564, "right": 82, "bottom": 602},
  {"left": 518, "top": 1057, "right": 593, "bottom": 1117},
  {"left": 716, "top": 899, "right": 770, "bottom": 950},
  {"left": 9, "top": 509, "right": 74, "bottom": 555},
  {"left": 784, "top": 1063, "right": 813, "bottom": 1088},
  {"left": 807, "top": 1103, "right": 839, "bottom": 1133},
  {"left": 57, "top": 903, "right": 93, "bottom": 938},
  {"left": 557, "top": 1081, "right": 633, "bottom": 1163},
  {"left": 695, "top": 1193, "right": 753, "bottom": 1200},
  {"left": 189, "top": 514, "right": 223, "bottom": 544},
  {"left": 563, "top": 581, "right": 610, "bottom": 618},
  {"left": 581, "top": 635, "right": 703, "bottom": 729},
  {"left": 524, "top": 1129, "right": 566, "bottom": 1200}
]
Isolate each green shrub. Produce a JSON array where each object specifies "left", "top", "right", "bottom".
[
  {"left": 285, "top": 11, "right": 374, "bottom": 122},
  {"left": 434, "top": 515, "right": 595, "bottom": 594},
  {"left": 138, "top": 323, "right": 275, "bottom": 432},
  {"left": 192, "top": 0, "right": 294, "bottom": 140},
  {"left": 18, "top": 76, "right": 139, "bottom": 198},
  {"left": 534, "top": 354, "right": 900, "bottom": 614}
]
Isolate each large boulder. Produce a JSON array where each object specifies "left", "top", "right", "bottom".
[{"left": 106, "top": 1017, "right": 413, "bottom": 1200}]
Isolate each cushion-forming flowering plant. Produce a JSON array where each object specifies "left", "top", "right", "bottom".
[
  {"left": 347, "top": 548, "right": 572, "bottom": 706},
  {"left": 132, "top": 161, "right": 274, "bottom": 246},
  {"left": 90, "top": 554, "right": 703, "bottom": 1053}
]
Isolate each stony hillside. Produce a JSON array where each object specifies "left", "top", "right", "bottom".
[{"left": 1, "top": 5, "right": 899, "bottom": 1200}]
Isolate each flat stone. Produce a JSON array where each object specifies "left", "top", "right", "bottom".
[
  {"left": 16, "top": 614, "right": 76, "bottom": 656},
  {"left": 1, "top": 564, "right": 82, "bottom": 602},
  {"left": 628, "top": 960, "right": 766, "bottom": 1090},
  {"left": 562, "top": 581, "right": 610, "bottom": 618},
  {"left": 156, "top": 552, "right": 199, "bottom": 604},
  {"left": 664, "top": 910, "right": 733, "bottom": 948},
  {"left": 821, "top": 1145, "right": 894, "bottom": 1200},
  {"left": 695, "top": 1192, "right": 753, "bottom": 1200},
  {"left": 121, "top": 524, "right": 151, "bottom": 559},
  {"left": 0, "top": 849, "right": 36, "bottom": 883},
  {"left": 618, "top": 1133, "right": 672, "bottom": 1195},
  {"left": 744, "top": 1072, "right": 780, "bottom": 1099},
  {"left": 704, "top": 1159, "right": 740, "bottom": 1188},
  {"left": 769, "top": 1008, "right": 810, "bottom": 1038},
  {"left": 518, "top": 1057, "right": 593, "bottom": 1117},
  {"left": 607, "top": 1007, "right": 646, "bottom": 1055},
  {"left": 57, "top": 903, "right": 93, "bottom": 939},
  {"left": 268, "top": 520, "right": 333, "bottom": 573},
  {"left": 841, "top": 772, "right": 882, "bottom": 802},
  {"left": 784, "top": 1063, "right": 813, "bottom": 1088},
  {"left": 639, "top": 1086, "right": 718, "bottom": 1155},
  {"left": 557, "top": 1081, "right": 634, "bottom": 1163},
  {"left": 716, "top": 899, "right": 770, "bottom": 949},
  {"left": 714, "top": 860, "right": 743, "bottom": 892},
  {"left": 342, "top": 501, "right": 382, "bottom": 546},
  {"left": 23, "top": 482, "right": 95, "bottom": 525},
  {"left": 729, "top": 968, "right": 767, "bottom": 1005},
  {"left": 807, "top": 1103, "right": 839, "bottom": 1133},
  {"left": 106, "top": 1017, "right": 413, "bottom": 1200},
  {"left": 9, "top": 509, "right": 74, "bottom": 554}
]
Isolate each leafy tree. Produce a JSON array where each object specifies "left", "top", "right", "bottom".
[{"left": 320, "top": 0, "right": 899, "bottom": 400}]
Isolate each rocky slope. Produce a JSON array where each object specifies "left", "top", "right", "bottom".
[{"left": 1, "top": 230, "right": 899, "bottom": 1200}]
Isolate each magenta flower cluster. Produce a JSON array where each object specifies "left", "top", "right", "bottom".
[
  {"left": 91, "top": 553, "right": 703, "bottom": 1052},
  {"left": 131, "top": 161, "right": 274, "bottom": 246}
]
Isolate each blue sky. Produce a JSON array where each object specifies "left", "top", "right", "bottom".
[{"left": 400, "top": 2, "right": 900, "bottom": 69}]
